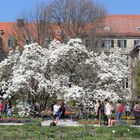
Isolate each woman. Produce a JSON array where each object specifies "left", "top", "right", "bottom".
[
  {"left": 133, "top": 101, "right": 140, "bottom": 125},
  {"left": 115, "top": 100, "right": 123, "bottom": 125},
  {"left": 3, "top": 97, "right": 12, "bottom": 117},
  {"left": 105, "top": 99, "right": 113, "bottom": 126},
  {"left": 0, "top": 99, "right": 3, "bottom": 118},
  {"left": 53, "top": 102, "right": 61, "bottom": 124}
]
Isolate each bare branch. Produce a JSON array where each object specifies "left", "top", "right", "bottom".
[
  {"left": 48, "top": 0, "right": 107, "bottom": 50},
  {"left": 12, "top": 3, "right": 54, "bottom": 48}
]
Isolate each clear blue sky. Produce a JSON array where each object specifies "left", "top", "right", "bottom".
[
  {"left": 102, "top": 0, "right": 140, "bottom": 15},
  {"left": 0, "top": 0, "right": 140, "bottom": 22}
]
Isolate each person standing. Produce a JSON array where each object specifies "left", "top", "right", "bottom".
[
  {"left": 60, "top": 103, "right": 66, "bottom": 121},
  {"left": 0, "top": 99, "right": 3, "bottom": 118},
  {"left": 3, "top": 97, "right": 12, "bottom": 117},
  {"left": 96, "top": 100, "right": 103, "bottom": 125},
  {"left": 53, "top": 102, "right": 61, "bottom": 124},
  {"left": 102, "top": 101, "right": 108, "bottom": 125},
  {"left": 105, "top": 99, "right": 113, "bottom": 126},
  {"left": 125, "top": 103, "right": 131, "bottom": 116},
  {"left": 95, "top": 100, "right": 99, "bottom": 117},
  {"left": 95, "top": 100, "right": 101, "bottom": 120},
  {"left": 133, "top": 101, "right": 140, "bottom": 125},
  {"left": 115, "top": 100, "right": 123, "bottom": 125}
]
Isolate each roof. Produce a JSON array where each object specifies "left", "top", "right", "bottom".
[
  {"left": 1, "top": 15, "right": 140, "bottom": 40},
  {"left": 0, "top": 22, "right": 15, "bottom": 35},
  {"left": 0, "top": 22, "right": 16, "bottom": 51},
  {"left": 102, "top": 15, "right": 140, "bottom": 37}
]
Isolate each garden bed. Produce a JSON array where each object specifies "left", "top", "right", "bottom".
[
  {"left": 122, "top": 116, "right": 135, "bottom": 120},
  {"left": 0, "top": 118, "right": 32, "bottom": 123},
  {"left": 78, "top": 119, "right": 99, "bottom": 125}
]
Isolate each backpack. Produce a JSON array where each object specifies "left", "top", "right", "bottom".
[{"left": 119, "top": 104, "right": 124, "bottom": 113}]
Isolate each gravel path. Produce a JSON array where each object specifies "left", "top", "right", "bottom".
[{"left": 41, "top": 119, "right": 82, "bottom": 126}]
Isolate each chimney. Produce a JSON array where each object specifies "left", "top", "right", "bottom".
[
  {"left": 40, "top": 20, "right": 46, "bottom": 27},
  {"left": 0, "top": 30, "right": 4, "bottom": 37},
  {"left": 17, "top": 19, "right": 24, "bottom": 27}
]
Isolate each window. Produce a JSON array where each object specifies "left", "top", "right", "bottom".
[
  {"left": 7, "top": 37, "right": 17, "bottom": 48},
  {"left": 126, "top": 55, "right": 129, "bottom": 60},
  {"left": 136, "top": 27, "right": 140, "bottom": 31},
  {"left": 102, "top": 40, "right": 114, "bottom": 48},
  {"left": 0, "top": 37, "right": 2, "bottom": 47},
  {"left": 122, "top": 78, "right": 128, "bottom": 89},
  {"left": 25, "top": 39, "right": 32, "bottom": 45},
  {"left": 85, "top": 39, "right": 91, "bottom": 48},
  {"left": 0, "top": 30, "right": 4, "bottom": 36},
  {"left": 104, "top": 26, "right": 110, "bottom": 31},
  {"left": 94, "top": 40, "right": 99, "bottom": 47},
  {"left": 134, "top": 40, "right": 140, "bottom": 46},
  {"left": 117, "top": 40, "right": 127, "bottom": 48}
]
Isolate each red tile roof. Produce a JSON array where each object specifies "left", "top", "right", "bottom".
[
  {"left": 102, "top": 15, "right": 140, "bottom": 37},
  {"left": 0, "top": 22, "right": 15, "bottom": 33},
  {"left": 1, "top": 15, "right": 140, "bottom": 51},
  {"left": 1, "top": 15, "right": 140, "bottom": 38},
  {"left": 0, "top": 22, "right": 15, "bottom": 51}
]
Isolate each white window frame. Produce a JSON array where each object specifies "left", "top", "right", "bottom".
[
  {"left": 117, "top": 40, "right": 127, "bottom": 48},
  {"left": 103, "top": 39, "right": 114, "bottom": 48},
  {"left": 122, "top": 78, "right": 128, "bottom": 89},
  {"left": 7, "top": 36, "right": 16, "bottom": 48}
]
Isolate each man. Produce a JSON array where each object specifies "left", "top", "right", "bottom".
[
  {"left": 115, "top": 100, "right": 123, "bottom": 125},
  {"left": 133, "top": 101, "right": 140, "bottom": 125}
]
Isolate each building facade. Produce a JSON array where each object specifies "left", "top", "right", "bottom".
[{"left": 100, "top": 15, "right": 140, "bottom": 99}]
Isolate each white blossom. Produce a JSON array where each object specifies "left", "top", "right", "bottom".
[{"left": 0, "top": 38, "right": 129, "bottom": 115}]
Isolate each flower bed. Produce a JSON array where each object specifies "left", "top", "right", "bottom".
[
  {"left": 78, "top": 119, "right": 99, "bottom": 124},
  {"left": 0, "top": 118, "right": 32, "bottom": 123},
  {"left": 122, "top": 116, "right": 135, "bottom": 120},
  {"left": 64, "top": 111, "right": 75, "bottom": 115}
]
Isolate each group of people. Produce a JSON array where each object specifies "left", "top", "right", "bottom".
[
  {"left": 95, "top": 99, "right": 140, "bottom": 126},
  {"left": 0, "top": 96, "right": 12, "bottom": 118},
  {"left": 51, "top": 101, "right": 66, "bottom": 125}
]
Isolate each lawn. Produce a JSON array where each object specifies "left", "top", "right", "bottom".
[{"left": 0, "top": 118, "right": 139, "bottom": 140}]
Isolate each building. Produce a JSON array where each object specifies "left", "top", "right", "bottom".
[
  {"left": 100, "top": 15, "right": 140, "bottom": 99},
  {"left": 130, "top": 43, "right": 140, "bottom": 99},
  {"left": 0, "top": 15, "right": 140, "bottom": 99}
]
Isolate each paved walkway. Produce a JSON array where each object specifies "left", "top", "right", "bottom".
[
  {"left": 0, "top": 123, "right": 24, "bottom": 126},
  {"left": 41, "top": 119, "right": 82, "bottom": 126},
  {"left": 41, "top": 119, "right": 140, "bottom": 127},
  {"left": 0, "top": 119, "right": 139, "bottom": 127}
]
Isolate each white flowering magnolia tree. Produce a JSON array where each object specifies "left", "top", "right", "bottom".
[{"left": 0, "top": 38, "right": 129, "bottom": 115}]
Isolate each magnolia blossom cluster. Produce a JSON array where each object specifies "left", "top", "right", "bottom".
[
  {"left": 64, "top": 86, "right": 85, "bottom": 101},
  {"left": 16, "top": 101, "right": 31, "bottom": 117},
  {"left": 0, "top": 38, "right": 129, "bottom": 115}
]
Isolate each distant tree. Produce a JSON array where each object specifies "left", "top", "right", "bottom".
[
  {"left": 47, "top": 0, "right": 107, "bottom": 50},
  {"left": 12, "top": 0, "right": 107, "bottom": 50},
  {"left": 12, "top": 3, "right": 54, "bottom": 48}
]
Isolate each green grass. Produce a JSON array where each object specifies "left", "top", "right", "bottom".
[{"left": 0, "top": 119, "right": 139, "bottom": 140}]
